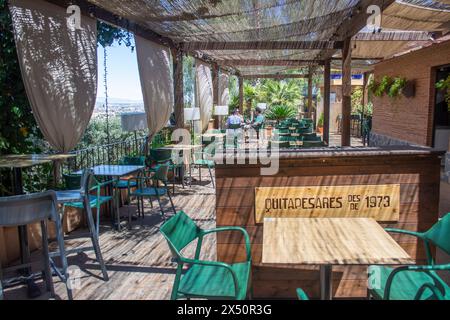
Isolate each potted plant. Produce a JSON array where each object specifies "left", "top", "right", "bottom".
[
  {"left": 388, "top": 77, "right": 407, "bottom": 98},
  {"left": 436, "top": 75, "right": 450, "bottom": 110},
  {"left": 317, "top": 112, "right": 324, "bottom": 134}
]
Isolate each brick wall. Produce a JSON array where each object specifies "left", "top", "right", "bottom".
[{"left": 372, "top": 40, "right": 450, "bottom": 146}]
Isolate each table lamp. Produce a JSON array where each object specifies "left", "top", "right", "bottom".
[
  {"left": 214, "top": 105, "right": 229, "bottom": 130},
  {"left": 184, "top": 108, "right": 201, "bottom": 143},
  {"left": 121, "top": 112, "right": 148, "bottom": 154}
]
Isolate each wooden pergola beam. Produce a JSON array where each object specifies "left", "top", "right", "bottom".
[
  {"left": 243, "top": 74, "right": 309, "bottom": 79},
  {"left": 183, "top": 41, "right": 344, "bottom": 51},
  {"left": 218, "top": 59, "right": 324, "bottom": 66},
  {"left": 353, "top": 31, "right": 435, "bottom": 42}
]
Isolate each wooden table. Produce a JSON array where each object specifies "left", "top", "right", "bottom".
[
  {"left": 262, "top": 218, "right": 414, "bottom": 300},
  {"left": 74, "top": 165, "right": 145, "bottom": 230}
]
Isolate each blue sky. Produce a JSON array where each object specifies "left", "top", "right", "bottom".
[{"left": 96, "top": 42, "right": 143, "bottom": 102}]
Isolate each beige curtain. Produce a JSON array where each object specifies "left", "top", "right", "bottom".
[
  {"left": 195, "top": 60, "right": 213, "bottom": 132},
  {"left": 135, "top": 35, "right": 173, "bottom": 140},
  {"left": 218, "top": 72, "right": 230, "bottom": 106},
  {"left": 9, "top": 0, "right": 97, "bottom": 153}
]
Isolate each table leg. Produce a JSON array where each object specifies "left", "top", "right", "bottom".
[{"left": 320, "top": 265, "right": 333, "bottom": 300}]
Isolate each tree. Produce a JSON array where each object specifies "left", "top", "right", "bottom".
[
  {"left": 260, "top": 80, "right": 301, "bottom": 109},
  {"left": 0, "top": 0, "right": 41, "bottom": 154}
]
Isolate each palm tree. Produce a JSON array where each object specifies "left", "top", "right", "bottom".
[{"left": 260, "top": 80, "right": 301, "bottom": 109}]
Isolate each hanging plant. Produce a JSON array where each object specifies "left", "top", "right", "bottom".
[
  {"left": 388, "top": 77, "right": 407, "bottom": 98},
  {"left": 436, "top": 75, "right": 450, "bottom": 110},
  {"left": 376, "top": 76, "right": 393, "bottom": 97},
  {"left": 367, "top": 79, "right": 379, "bottom": 97}
]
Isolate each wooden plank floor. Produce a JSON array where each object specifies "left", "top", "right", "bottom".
[{"left": 3, "top": 169, "right": 217, "bottom": 300}]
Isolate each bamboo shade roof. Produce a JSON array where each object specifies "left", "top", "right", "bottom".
[{"left": 79, "top": 0, "right": 450, "bottom": 76}]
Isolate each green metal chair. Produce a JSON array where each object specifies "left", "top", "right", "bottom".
[
  {"left": 149, "top": 148, "right": 179, "bottom": 191},
  {"left": 192, "top": 144, "right": 215, "bottom": 188},
  {"left": 62, "top": 173, "right": 114, "bottom": 235},
  {"left": 160, "top": 211, "right": 252, "bottom": 300},
  {"left": 368, "top": 213, "right": 450, "bottom": 300},
  {"left": 115, "top": 156, "right": 146, "bottom": 190},
  {"left": 296, "top": 288, "right": 310, "bottom": 300},
  {"left": 127, "top": 163, "right": 176, "bottom": 222}
]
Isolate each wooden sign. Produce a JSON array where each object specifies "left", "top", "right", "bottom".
[{"left": 255, "top": 184, "right": 400, "bottom": 223}]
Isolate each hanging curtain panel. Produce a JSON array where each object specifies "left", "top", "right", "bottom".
[
  {"left": 195, "top": 60, "right": 213, "bottom": 132},
  {"left": 135, "top": 35, "right": 173, "bottom": 141},
  {"left": 9, "top": 0, "right": 97, "bottom": 153},
  {"left": 218, "top": 72, "right": 230, "bottom": 106}
]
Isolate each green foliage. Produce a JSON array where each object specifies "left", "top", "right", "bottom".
[
  {"left": 369, "top": 76, "right": 408, "bottom": 99},
  {"left": 265, "top": 105, "right": 297, "bottom": 122},
  {"left": 77, "top": 116, "right": 144, "bottom": 149},
  {"left": 0, "top": 0, "right": 41, "bottom": 154},
  {"left": 317, "top": 112, "right": 324, "bottom": 127},
  {"left": 388, "top": 77, "right": 407, "bottom": 98},
  {"left": 436, "top": 75, "right": 450, "bottom": 109},
  {"left": 228, "top": 93, "right": 239, "bottom": 112},
  {"left": 97, "top": 21, "right": 134, "bottom": 49},
  {"left": 260, "top": 80, "right": 301, "bottom": 109},
  {"left": 351, "top": 87, "right": 363, "bottom": 113},
  {"left": 353, "top": 102, "right": 373, "bottom": 117},
  {"left": 183, "top": 55, "right": 195, "bottom": 107}
]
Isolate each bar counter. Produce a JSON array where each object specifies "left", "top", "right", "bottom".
[{"left": 215, "top": 146, "right": 444, "bottom": 299}]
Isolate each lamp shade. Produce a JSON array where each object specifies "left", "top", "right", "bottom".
[
  {"left": 184, "top": 108, "right": 201, "bottom": 121},
  {"left": 120, "top": 112, "right": 148, "bottom": 132},
  {"left": 257, "top": 103, "right": 267, "bottom": 110},
  {"left": 214, "top": 105, "right": 229, "bottom": 116}
]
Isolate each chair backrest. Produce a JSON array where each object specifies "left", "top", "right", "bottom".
[
  {"left": 160, "top": 211, "right": 201, "bottom": 258},
  {"left": 0, "top": 191, "right": 58, "bottom": 226},
  {"left": 63, "top": 173, "right": 82, "bottom": 190},
  {"left": 120, "top": 156, "right": 146, "bottom": 166},
  {"left": 153, "top": 163, "right": 170, "bottom": 182},
  {"left": 150, "top": 149, "right": 172, "bottom": 163},
  {"left": 423, "top": 213, "right": 450, "bottom": 255}
]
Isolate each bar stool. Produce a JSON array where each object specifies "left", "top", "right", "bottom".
[
  {"left": 53, "top": 169, "right": 109, "bottom": 282},
  {"left": 0, "top": 191, "right": 71, "bottom": 299}
]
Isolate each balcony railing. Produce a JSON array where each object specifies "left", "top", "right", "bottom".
[{"left": 67, "top": 128, "right": 172, "bottom": 172}]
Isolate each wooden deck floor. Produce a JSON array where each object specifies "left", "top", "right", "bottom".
[{"left": 4, "top": 170, "right": 217, "bottom": 300}]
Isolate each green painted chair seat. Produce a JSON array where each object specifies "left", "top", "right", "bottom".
[
  {"left": 369, "top": 265, "right": 450, "bottom": 300},
  {"left": 130, "top": 187, "right": 168, "bottom": 197},
  {"left": 178, "top": 261, "right": 251, "bottom": 299},
  {"left": 194, "top": 159, "right": 215, "bottom": 167},
  {"left": 65, "top": 194, "right": 113, "bottom": 209}
]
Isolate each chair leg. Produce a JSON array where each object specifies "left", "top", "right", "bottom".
[
  {"left": 207, "top": 165, "right": 215, "bottom": 188},
  {"left": 140, "top": 196, "right": 145, "bottom": 218},
  {"left": 54, "top": 213, "right": 73, "bottom": 300},
  {"left": 199, "top": 167, "right": 202, "bottom": 182},
  {"left": 84, "top": 204, "right": 109, "bottom": 281},
  {"left": 40, "top": 220, "right": 55, "bottom": 297},
  {"left": 154, "top": 190, "right": 165, "bottom": 217},
  {"left": 165, "top": 183, "right": 176, "bottom": 215},
  {"left": 96, "top": 204, "right": 100, "bottom": 236}
]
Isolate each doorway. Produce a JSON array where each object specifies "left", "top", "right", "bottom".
[{"left": 433, "top": 64, "right": 450, "bottom": 150}]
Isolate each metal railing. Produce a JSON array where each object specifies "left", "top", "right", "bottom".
[{"left": 67, "top": 128, "right": 172, "bottom": 172}]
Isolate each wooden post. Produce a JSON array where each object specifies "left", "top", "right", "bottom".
[
  {"left": 341, "top": 38, "right": 352, "bottom": 147},
  {"left": 212, "top": 63, "right": 220, "bottom": 129},
  {"left": 307, "top": 67, "right": 313, "bottom": 118},
  {"left": 238, "top": 76, "right": 244, "bottom": 112},
  {"left": 172, "top": 48, "right": 184, "bottom": 129},
  {"left": 323, "top": 60, "right": 331, "bottom": 145}
]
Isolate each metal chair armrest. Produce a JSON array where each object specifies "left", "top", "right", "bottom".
[{"left": 414, "top": 283, "right": 445, "bottom": 300}]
